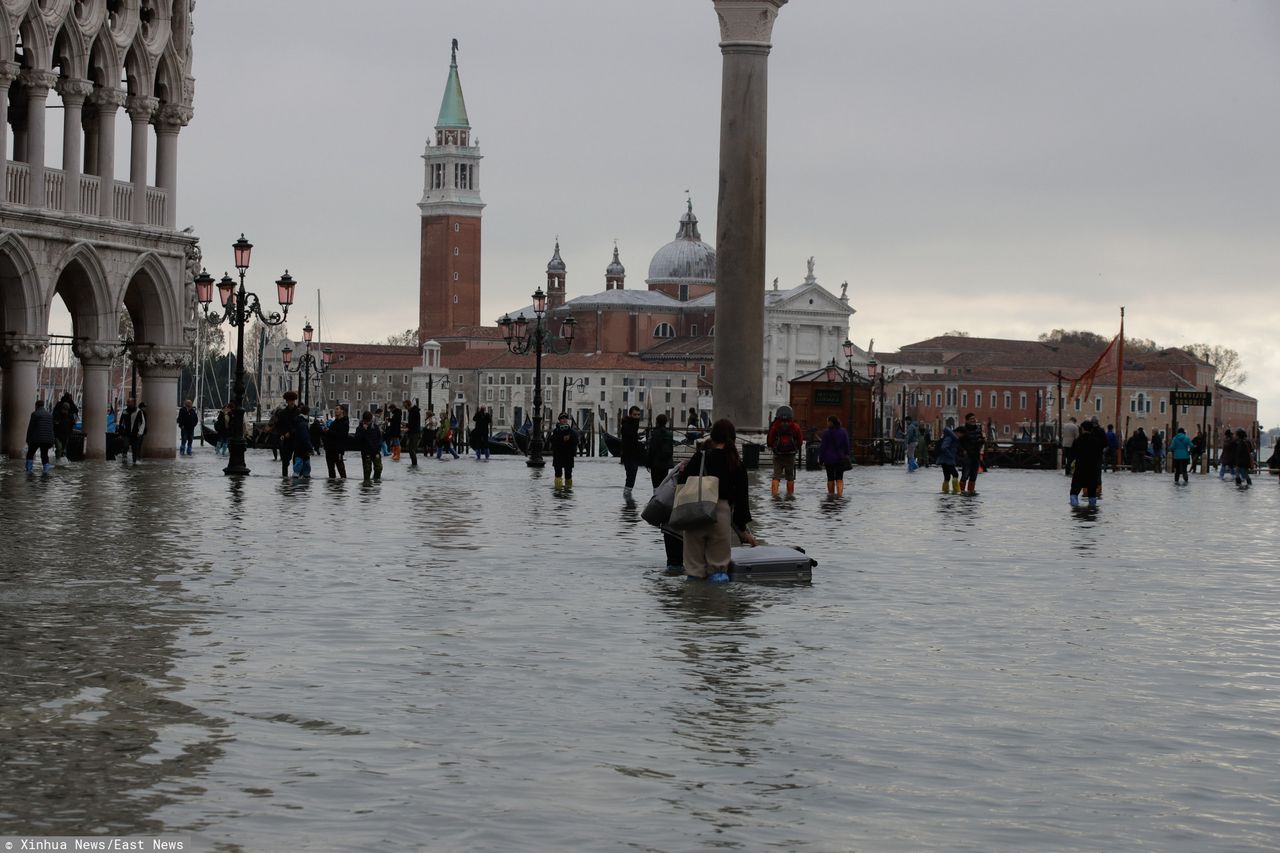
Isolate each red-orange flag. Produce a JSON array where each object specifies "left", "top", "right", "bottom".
[{"left": 1067, "top": 333, "right": 1120, "bottom": 404}]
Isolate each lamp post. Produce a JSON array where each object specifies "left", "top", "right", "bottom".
[
  {"left": 561, "top": 375, "right": 587, "bottom": 420},
  {"left": 841, "top": 338, "right": 857, "bottom": 434},
  {"left": 423, "top": 374, "right": 450, "bottom": 414},
  {"left": 866, "top": 353, "right": 899, "bottom": 465},
  {"left": 281, "top": 322, "right": 332, "bottom": 410},
  {"left": 195, "top": 235, "right": 295, "bottom": 476},
  {"left": 498, "top": 286, "right": 575, "bottom": 468},
  {"left": 118, "top": 337, "right": 154, "bottom": 403}
]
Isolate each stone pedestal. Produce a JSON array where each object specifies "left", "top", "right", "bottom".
[{"left": 711, "top": 0, "right": 785, "bottom": 430}]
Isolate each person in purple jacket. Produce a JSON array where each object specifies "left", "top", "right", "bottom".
[{"left": 818, "top": 415, "right": 851, "bottom": 496}]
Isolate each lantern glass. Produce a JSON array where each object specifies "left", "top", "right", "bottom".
[
  {"left": 531, "top": 287, "right": 546, "bottom": 315},
  {"left": 322, "top": 347, "right": 334, "bottom": 366},
  {"left": 303, "top": 322, "right": 314, "bottom": 343},
  {"left": 514, "top": 313, "right": 529, "bottom": 341},
  {"left": 498, "top": 315, "right": 513, "bottom": 343},
  {"left": 560, "top": 316, "right": 576, "bottom": 342},
  {"left": 842, "top": 338, "right": 854, "bottom": 360},
  {"left": 194, "top": 269, "right": 214, "bottom": 305},
  {"left": 217, "top": 274, "right": 236, "bottom": 307},
  {"left": 867, "top": 359, "right": 878, "bottom": 379},
  {"left": 282, "top": 344, "right": 293, "bottom": 366},
  {"left": 276, "top": 270, "right": 296, "bottom": 308},
  {"left": 232, "top": 234, "right": 253, "bottom": 272}
]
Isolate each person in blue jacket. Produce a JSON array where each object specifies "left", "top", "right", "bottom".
[
  {"left": 1169, "top": 427, "right": 1193, "bottom": 485},
  {"left": 936, "top": 417, "right": 960, "bottom": 494}
]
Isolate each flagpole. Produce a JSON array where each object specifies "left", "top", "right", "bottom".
[{"left": 1115, "top": 306, "right": 1125, "bottom": 468}]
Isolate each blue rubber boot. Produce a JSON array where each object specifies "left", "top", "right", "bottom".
[
  {"left": 708, "top": 571, "right": 730, "bottom": 584},
  {"left": 1088, "top": 497, "right": 1097, "bottom": 508},
  {"left": 25, "top": 459, "right": 34, "bottom": 473},
  {"left": 1069, "top": 494, "right": 1079, "bottom": 507},
  {"left": 42, "top": 463, "right": 51, "bottom": 475}
]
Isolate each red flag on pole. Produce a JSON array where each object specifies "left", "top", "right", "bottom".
[{"left": 1067, "top": 332, "right": 1120, "bottom": 404}]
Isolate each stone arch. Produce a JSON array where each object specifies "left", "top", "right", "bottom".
[
  {"left": 88, "top": 28, "right": 121, "bottom": 87},
  {"left": 0, "top": 231, "right": 44, "bottom": 336},
  {"left": 17, "top": 9, "right": 52, "bottom": 70},
  {"left": 122, "top": 36, "right": 152, "bottom": 95},
  {"left": 49, "top": 241, "right": 113, "bottom": 342},
  {"left": 120, "top": 251, "right": 179, "bottom": 346},
  {"left": 153, "top": 38, "right": 180, "bottom": 103},
  {"left": 0, "top": 7, "right": 13, "bottom": 64},
  {"left": 51, "top": 17, "right": 89, "bottom": 79}
]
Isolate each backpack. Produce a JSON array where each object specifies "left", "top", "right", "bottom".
[{"left": 773, "top": 423, "right": 796, "bottom": 454}]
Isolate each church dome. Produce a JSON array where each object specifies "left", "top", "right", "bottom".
[
  {"left": 546, "top": 240, "right": 566, "bottom": 274},
  {"left": 646, "top": 200, "right": 716, "bottom": 285},
  {"left": 606, "top": 244, "right": 626, "bottom": 278}
]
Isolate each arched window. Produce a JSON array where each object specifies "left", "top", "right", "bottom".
[{"left": 654, "top": 323, "right": 676, "bottom": 339}]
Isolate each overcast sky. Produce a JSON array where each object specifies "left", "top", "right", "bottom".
[{"left": 176, "top": 0, "right": 1280, "bottom": 427}]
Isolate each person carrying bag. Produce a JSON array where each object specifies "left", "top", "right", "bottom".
[
  {"left": 669, "top": 452, "right": 718, "bottom": 530},
  {"left": 673, "top": 418, "right": 756, "bottom": 582}
]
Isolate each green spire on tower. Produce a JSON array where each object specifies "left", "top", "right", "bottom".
[{"left": 436, "top": 39, "right": 470, "bottom": 130}]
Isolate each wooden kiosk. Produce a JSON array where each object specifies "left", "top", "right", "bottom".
[{"left": 787, "top": 364, "right": 876, "bottom": 465}]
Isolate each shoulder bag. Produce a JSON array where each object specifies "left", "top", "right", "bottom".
[{"left": 668, "top": 451, "right": 720, "bottom": 531}]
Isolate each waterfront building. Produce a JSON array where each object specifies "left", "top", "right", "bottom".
[{"left": 0, "top": 0, "right": 198, "bottom": 459}]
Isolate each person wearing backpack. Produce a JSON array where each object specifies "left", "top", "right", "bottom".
[{"left": 767, "top": 405, "right": 803, "bottom": 496}]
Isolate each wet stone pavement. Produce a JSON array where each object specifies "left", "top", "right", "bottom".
[{"left": 1, "top": 449, "right": 1279, "bottom": 851}]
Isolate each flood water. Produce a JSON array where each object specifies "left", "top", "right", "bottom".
[{"left": 2, "top": 451, "right": 1278, "bottom": 851}]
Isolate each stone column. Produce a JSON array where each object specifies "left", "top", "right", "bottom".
[
  {"left": 56, "top": 77, "right": 94, "bottom": 215},
  {"left": 127, "top": 95, "right": 158, "bottom": 224},
  {"left": 74, "top": 340, "right": 118, "bottom": 460},
  {"left": 91, "top": 87, "right": 126, "bottom": 219},
  {"left": 154, "top": 104, "right": 191, "bottom": 229},
  {"left": 1, "top": 336, "right": 47, "bottom": 458},
  {"left": 137, "top": 346, "right": 187, "bottom": 457},
  {"left": 710, "top": 0, "right": 786, "bottom": 430},
  {"left": 19, "top": 69, "right": 56, "bottom": 208},
  {"left": 0, "top": 61, "right": 19, "bottom": 195}
]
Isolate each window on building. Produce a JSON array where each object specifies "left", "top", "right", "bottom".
[
  {"left": 515, "top": 375, "right": 523, "bottom": 385},
  {"left": 486, "top": 374, "right": 492, "bottom": 385},
  {"left": 356, "top": 391, "right": 362, "bottom": 401},
  {"left": 679, "top": 284, "right": 689, "bottom": 301},
  {"left": 988, "top": 391, "right": 996, "bottom": 409},
  {"left": 344, "top": 373, "right": 350, "bottom": 385},
  {"left": 1095, "top": 397, "right": 1102, "bottom": 412},
  {"left": 600, "top": 391, "right": 606, "bottom": 402},
  {"left": 1003, "top": 392, "right": 1011, "bottom": 410},
  {"left": 690, "top": 324, "right": 698, "bottom": 336},
  {"left": 1019, "top": 392, "right": 1027, "bottom": 409},
  {"left": 681, "top": 392, "right": 687, "bottom": 403},
  {"left": 499, "top": 405, "right": 506, "bottom": 421},
  {"left": 372, "top": 375, "right": 377, "bottom": 385},
  {"left": 454, "top": 247, "right": 459, "bottom": 256},
  {"left": 699, "top": 365, "right": 706, "bottom": 378},
  {"left": 654, "top": 323, "right": 676, "bottom": 339},
  {"left": 1003, "top": 424, "right": 1010, "bottom": 435},
  {"left": 485, "top": 389, "right": 493, "bottom": 402},
  {"left": 499, "top": 388, "right": 507, "bottom": 401},
  {"left": 1074, "top": 398, "right": 1082, "bottom": 411},
  {"left": 665, "top": 392, "right": 671, "bottom": 403},
  {"left": 1159, "top": 400, "right": 1167, "bottom": 414},
  {"left": 329, "top": 374, "right": 335, "bottom": 384},
  {"left": 453, "top": 273, "right": 459, "bottom": 281},
  {"left": 454, "top": 223, "right": 460, "bottom": 232},
  {"left": 329, "top": 390, "right": 335, "bottom": 400},
  {"left": 961, "top": 391, "right": 969, "bottom": 407}
]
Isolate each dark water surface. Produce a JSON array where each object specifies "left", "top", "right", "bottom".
[{"left": 2, "top": 452, "right": 1278, "bottom": 851}]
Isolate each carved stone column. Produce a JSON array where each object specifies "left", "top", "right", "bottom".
[
  {"left": 154, "top": 103, "right": 191, "bottom": 228},
  {"left": 56, "top": 78, "right": 94, "bottom": 215},
  {"left": 127, "top": 95, "right": 159, "bottom": 224},
  {"left": 19, "top": 69, "right": 57, "bottom": 208},
  {"left": 711, "top": 0, "right": 785, "bottom": 430},
  {"left": 90, "top": 87, "right": 126, "bottom": 219},
  {"left": 0, "top": 61, "right": 19, "bottom": 192},
  {"left": 1, "top": 336, "right": 48, "bottom": 458},
  {"left": 74, "top": 339, "right": 118, "bottom": 460},
  {"left": 137, "top": 345, "right": 188, "bottom": 457}
]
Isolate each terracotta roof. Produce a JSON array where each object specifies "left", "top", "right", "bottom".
[{"left": 640, "top": 336, "right": 714, "bottom": 359}]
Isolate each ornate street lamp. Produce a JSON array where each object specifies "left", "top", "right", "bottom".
[
  {"left": 195, "top": 235, "right": 294, "bottom": 476},
  {"left": 422, "top": 374, "right": 450, "bottom": 414},
  {"left": 560, "top": 375, "right": 587, "bottom": 420},
  {"left": 866, "top": 345, "right": 897, "bottom": 465},
  {"left": 499, "top": 286, "right": 575, "bottom": 468},
  {"left": 281, "top": 321, "right": 332, "bottom": 409}
]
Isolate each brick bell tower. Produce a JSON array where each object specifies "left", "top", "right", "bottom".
[{"left": 419, "top": 40, "right": 485, "bottom": 342}]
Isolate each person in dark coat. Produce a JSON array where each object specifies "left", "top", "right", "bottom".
[
  {"left": 1233, "top": 428, "right": 1254, "bottom": 488},
  {"left": 385, "top": 404, "right": 402, "bottom": 461},
  {"left": 291, "top": 405, "right": 315, "bottom": 478},
  {"left": 548, "top": 412, "right": 580, "bottom": 488},
  {"left": 619, "top": 406, "right": 644, "bottom": 492},
  {"left": 52, "top": 392, "right": 76, "bottom": 460},
  {"left": 645, "top": 414, "right": 675, "bottom": 489},
  {"left": 1218, "top": 428, "right": 1236, "bottom": 480},
  {"left": 355, "top": 410, "right": 383, "bottom": 483},
  {"left": 957, "top": 412, "right": 985, "bottom": 495},
  {"left": 936, "top": 417, "right": 961, "bottom": 494},
  {"left": 1126, "top": 427, "right": 1148, "bottom": 473},
  {"left": 274, "top": 391, "right": 299, "bottom": 478},
  {"left": 472, "top": 406, "right": 493, "bottom": 460},
  {"left": 677, "top": 418, "right": 757, "bottom": 581},
  {"left": 117, "top": 398, "right": 147, "bottom": 465},
  {"left": 177, "top": 399, "right": 199, "bottom": 456},
  {"left": 323, "top": 404, "right": 350, "bottom": 479},
  {"left": 403, "top": 399, "right": 422, "bottom": 466},
  {"left": 25, "top": 399, "right": 55, "bottom": 474},
  {"left": 818, "top": 415, "right": 852, "bottom": 496},
  {"left": 1069, "top": 419, "right": 1107, "bottom": 507}
]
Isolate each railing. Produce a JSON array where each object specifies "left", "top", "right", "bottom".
[
  {"left": 6, "top": 161, "right": 29, "bottom": 205},
  {"left": 3, "top": 162, "right": 167, "bottom": 226}
]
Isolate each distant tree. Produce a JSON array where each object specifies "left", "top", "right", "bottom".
[
  {"left": 1182, "top": 343, "right": 1247, "bottom": 387},
  {"left": 942, "top": 329, "right": 970, "bottom": 337},
  {"left": 1039, "top": 328, "right": 1160, "bottom": 353},
  {"left": 380, "top": 328, "right": 419, "bottom": 347}
]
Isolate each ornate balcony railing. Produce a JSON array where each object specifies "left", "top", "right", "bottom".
[{"left": 2, "top": 162, "right": 167, "bottom": 227}]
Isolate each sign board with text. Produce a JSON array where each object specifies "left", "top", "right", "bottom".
[{"left": 1170, "top": 391, "right": 1212, "bottom": 407}]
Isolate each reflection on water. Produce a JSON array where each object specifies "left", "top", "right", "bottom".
[{"left": 1, "top": 457, "right": 1278, "bottom": 850}]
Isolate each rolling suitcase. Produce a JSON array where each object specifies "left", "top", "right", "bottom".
[{"left": 729, "top": 544, "right": 815, "bottom": 582}]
